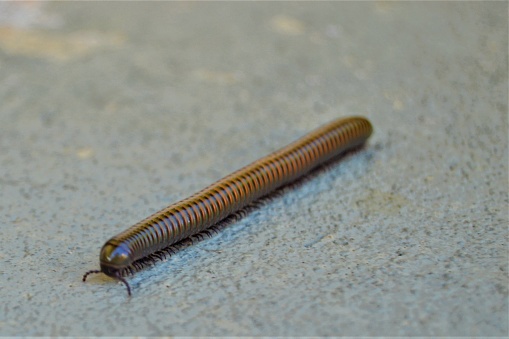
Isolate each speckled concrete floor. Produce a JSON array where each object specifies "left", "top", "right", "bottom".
[{"left": 0, "top": 2, "right": 507, "bottom": 336}]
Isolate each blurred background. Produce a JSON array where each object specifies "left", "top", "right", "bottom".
[{"left": 0, "top": 1, "right": 507, "bottom": 336}]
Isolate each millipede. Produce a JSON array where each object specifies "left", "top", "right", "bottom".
[{"left": 83, "top": 116, "right": 373, "bottom": 296}]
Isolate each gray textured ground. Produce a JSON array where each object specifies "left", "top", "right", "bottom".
[{"left": 0, "top": 2, "right": 507, "bottom": 336}]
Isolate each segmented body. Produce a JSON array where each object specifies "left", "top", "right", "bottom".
[{"left": 83, "top": 116, "right": 373, "bottom": 295}]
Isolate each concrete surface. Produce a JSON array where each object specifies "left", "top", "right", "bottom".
[{"left": 0, "top": 1, "right": 507, "bottom": 336}]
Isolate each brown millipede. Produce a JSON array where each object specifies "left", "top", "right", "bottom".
[{"left": 83, "top": 116, "right": 373, "bottom": 295}]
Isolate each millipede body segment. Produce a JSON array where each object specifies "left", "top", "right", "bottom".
[{"left": 83, "top": 116, "right": 373, "bottom": 295}]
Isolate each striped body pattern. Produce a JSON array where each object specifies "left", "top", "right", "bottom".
[{"left": 83, "top": 116, "right": 373, "bottom": 295}]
